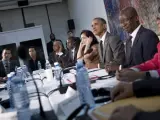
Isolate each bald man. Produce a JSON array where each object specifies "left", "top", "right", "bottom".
[
  {"left": 106, "top": 7, "right": 159, "bottom": 72},
  {"left": 49, "top": 39, "right": 71, "bottom": 68}
]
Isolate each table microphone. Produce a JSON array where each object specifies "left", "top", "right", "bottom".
[
  {"left": 59, "top": 66, "right": 76, "bottom": 94},
  {"left": 17, "top": 46, "right": 46, "bottom": 118}
]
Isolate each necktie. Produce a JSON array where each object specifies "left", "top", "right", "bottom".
[
  {"left": 100, "top": 40, "right": 103, "bottom": 57},
  {"left": 4, "top": 60, "right": 10, "bottom": 74},
  {"left": 126, "top": 36, "right": 132, "bottom": 63}
]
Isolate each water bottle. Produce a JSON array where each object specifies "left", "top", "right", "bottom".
[
  {"left": 54, "top": 62, "right": 62, "bottom": 80},
  {"left": 38, "top": 61, "right": 42, "bottom": 70},
  {"left": 45, "top": 60, "right": 53, "bottom": 82},
  {"left": 11, "top": 72, "right": 31, "bottom": 120},
  {"left": 7, "top": 72, "right": 15, "bottom": 108},
  {"left": 45, "top": 60, "right": 52, "bottom": 69},
  {"left": 76, "top": 60, "right": 95, "bottom": 108}
]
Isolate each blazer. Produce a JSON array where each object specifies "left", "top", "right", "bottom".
[
  {"left": 0, "top": 60, "right": 19, "bottom": 77},
  {"left": 132, "top": 43, "right": 160, "bottom": 78},
  {"left": 124, "top": 26, "right": 159, "bottom": 68},
  {"left": 133, "top": 78, "right": 160, "bottom": 120},
  {"left": 99, "top": 32, "right": 125, "bottom": 66},
  {"left": 28, "top": 58, "right": 45, "bottom": 73},
  {"left": 47, "top": 41, "right": 53, "bottom": 55},
  {"left": 49, "top": 50, "right": 71, "bottom": 68},
  {"left": 67, "top": 47, "right": 79, "bottom": 67}
]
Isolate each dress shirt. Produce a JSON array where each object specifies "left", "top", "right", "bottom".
[
  {"left": 130, "top": 25, "right": 141, "bottom": 46},
  {"left": 100, "top": 32, "right": 107, "bottom": 46},
  {"left": 56, "top": 52, "right": 63, "bottom": 56},
  {"left": 71, "top": 48, "right": 75, "bottom": 60}
]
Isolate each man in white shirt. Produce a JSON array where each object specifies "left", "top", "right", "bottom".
[
  {"left": 120, "top": 7, "right": 159, "bottom": 68},
  {"left": 106, "top": 7, "right": 159, "bottom": 72},
  {"left": 92, "top": 17, "right": 125, "bottom": 68}
]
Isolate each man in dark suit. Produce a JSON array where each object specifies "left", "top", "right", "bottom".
[
  {"left": 66, "top": 37, "right": 80, "bottom": 66},
  {"left": 28, "top": 46, "right": 45, "bottom": 73},
  {"left": 49, "top": 39, "right": 70, "bottom": 68},
  {"left": 109, "top": 78, "right": 160, "bottom": 120},
  {"left": 0, "top": 48, "right": 19, "bottom": 82},
  {"left": 47, "top": 33, "right": 56, "bottom": 55},
  {"left": 92, "top": 17, "right": 125, "bottom": 68},
  {"left": 106, "top": 7, "right": 159, "bottom": 72}
]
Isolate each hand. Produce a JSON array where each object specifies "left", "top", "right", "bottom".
[
  {"left": 0, "top": 77, "right": 7, "bottom": 83},
  {"left": 105, "top": 62, "right": 120, "bottom": 72},
  {"left": 109, "top": 105, "right": 141, "bottom": 120},
  {"left": 86, "top": 37, "right": 93, "bottom": 46},
  {"left": 116, "top": 69, "right": 144, "bottom": 82},
  {"left": 111, "top": 82, "right": 134, "bottom": 101}
]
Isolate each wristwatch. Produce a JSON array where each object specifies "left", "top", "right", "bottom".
[{"left": 145, "top": 71, "right": 151, "bottom": 79}]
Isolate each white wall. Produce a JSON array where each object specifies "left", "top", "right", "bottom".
[
  {"left": 0, "top": 1, "right": 70, "bottom": 44},
  {"left": 67, "top": 0, "right": 109, "bottom": 36},
  {"left": 0, "top": 26, "right": 48, "bottom": 64},
  {"left": 0, "top": 9, "right": 24, "bottom": 31}
]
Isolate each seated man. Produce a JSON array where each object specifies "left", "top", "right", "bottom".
[
  {"left": 106, "top": 7, "right": 159, "bottom": 72},
  {"left": 109, "top": 78, "right": 160, "bottom": 120},
  {"left": 28, "top": 46, "right": 45, "bottom": 72},
  {"left": 0, "top": 48, "right": 19, "bottom": 82},
  {"left": 49, "top": 39, "right": 70, "bottom": 68},
  {"left": 116, "top": 16, "right": 160, "bottom": 82},
  {"left": 66, "top": 37, "right": 80, "bottom": 67}
]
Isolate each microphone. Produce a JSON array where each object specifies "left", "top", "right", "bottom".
[
  {"left": 59, "top": 66, "right": 76, "bottom": 94},
  {"left": 17, "top": 45, "right": 46, "bottom": 118}
]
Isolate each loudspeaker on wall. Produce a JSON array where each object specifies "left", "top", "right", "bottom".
[
  {"left": 67, "top": 19, "right": 75, "bottom": 30},
  {"left": 18, "top": 0, "right": 29, "bottom": 7}
]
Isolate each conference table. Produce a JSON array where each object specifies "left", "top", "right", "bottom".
[{"left": 0, "top": 68, "right": 119, "bottom": 120}]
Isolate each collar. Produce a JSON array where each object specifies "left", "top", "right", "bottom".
[
  {"left": 100, "top": 32, "right": 107, "bottom": 43},
  {"left": 56, "top": 52, "right": 63, "bottom": 56},
  {"left": 130, "top": 25, "right": 141, "bottom": 38},
  {"left": 71, "top": 48, "right": 75, "bottom": 52}
]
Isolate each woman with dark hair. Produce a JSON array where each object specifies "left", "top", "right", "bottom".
[{"left": 77, "top": 30, "right": 100, "bottom": 69}]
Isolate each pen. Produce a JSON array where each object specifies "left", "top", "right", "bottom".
[{"left": 119, "top": 65, "right": 122, "bottom": 71}]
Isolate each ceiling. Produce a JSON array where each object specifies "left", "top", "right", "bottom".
[{"left": 0, "top": 0, "right": 62, "bottom": 10}]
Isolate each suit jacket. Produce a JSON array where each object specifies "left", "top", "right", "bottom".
[
  {"left": 99, "top": 32, "right": 125, "bottom": 66},
  {"left": 124, "top": 26, "right": 159, "bottom": 68},
  {"left": 28, "top": 58, "right": 45, "bottom": 73},
  {"left": 133, "top": 78, "right": 160, "bottom": 120},
  {"left": 0, "top": 60, "right": 19, "bottom": 77},
  {"left": 67, "top": 47, "right": 79, "bottom": 67},
  {"left": 49, "top": 50, "right": 71, "bottom": 68},
  {"left": 47, "top": 41, "right": 53, "bottom": 55}
]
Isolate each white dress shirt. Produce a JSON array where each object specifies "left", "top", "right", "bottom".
[
  {"left": 100, "top": 32, "right": 107, "bottom": 46},
  {"left": 130, "top": 25, "right": 141, "bottom": 46},
  {"left": 71, "top": 48, "right": 75, "bottom": 60},
  {"left": 56, "top": 52, "right": 63, "bottom": 56}
]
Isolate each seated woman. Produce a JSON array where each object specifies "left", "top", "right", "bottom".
[{"left": 77, "top": 30, "right": 99, "bottom": 69}]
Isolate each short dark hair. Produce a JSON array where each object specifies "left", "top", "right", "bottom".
[
  {"left": 68, "top": 37, "right": 76, "bottom": 42},
  {"left": 28, "top": 46, "right": 36, "bottom": 50},
  {"left": 93, "top": 17, "right": 106, "bottom": 24},
  {"left": 67, "top": 30, "right": 73, "bottom": 34},
  {"left": 120, "top": 7, "right": 138, "bottom": 18},
  {"left": 3, "top": 48, "right": 11, "bottom": 51},
  {"left": 54, "top": 39, "right": 65, "bottom": 53},
  {"left": 80, "top": 30, "right": 98, "bottom": 46}
]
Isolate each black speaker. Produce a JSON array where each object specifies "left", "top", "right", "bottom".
[
  {"left": 18, "top": 0, "right": 29, "bottom": 7},
  {"left": 67, "top": 19, "right": 75, "bottom": 30}
]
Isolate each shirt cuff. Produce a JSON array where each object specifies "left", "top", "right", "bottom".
[
  {"left": 149, "top": 70, "right": 159, "bottom": 78},
  {"left": 130, "top": 67, "right": 140, "bottom": 72}
]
